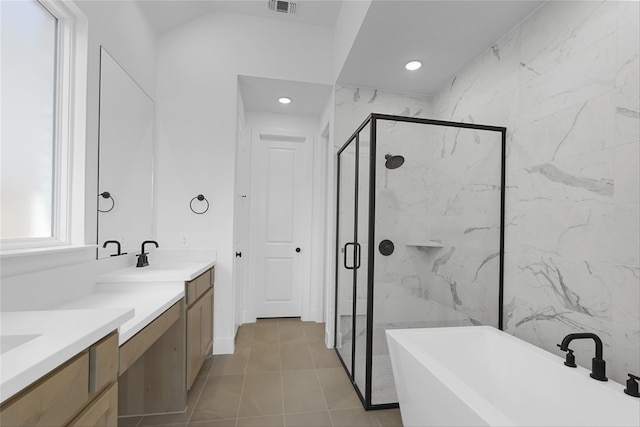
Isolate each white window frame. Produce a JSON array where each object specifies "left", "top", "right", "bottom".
[{"left": 0, "top": 0, "right": 88, "bottom": 253}]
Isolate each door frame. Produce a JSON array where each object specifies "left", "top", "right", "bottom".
[{"left": 244, "top": 127, "right": 314, "bottom": 322}]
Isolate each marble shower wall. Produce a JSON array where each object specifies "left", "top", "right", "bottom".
[
  {"left": 334, "top": 87, "right": 432, "bottom": 322},
  {"left": 334, "top": 86, "right": 432, "bottom": 146},
  {"left": 431, "top": 1, "right": 640, "bottom": 383},
  {"left": 372, "top": 120, "right": 502, "bottom": 329},
  {"left": 334, "top": 87, "right": 503, "bottom": 335}
]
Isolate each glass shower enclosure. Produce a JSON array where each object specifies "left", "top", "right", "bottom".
[{"left": 334, "top": 114, "right": 506, "bottom": 409}]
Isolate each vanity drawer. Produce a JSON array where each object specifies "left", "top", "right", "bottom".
[
  {"left": 186, "top": 268, "right": 212, "bottom": 305},
  {"left": 68, "top": 383, "right": 118, "bottom": 427},
  {"left": 89, "top": 332, "right": 118, "bottom": 395},
  {"left": 0, "top": 352, "right": 90, "bottom": 427}
]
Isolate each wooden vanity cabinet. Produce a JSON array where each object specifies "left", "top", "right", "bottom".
[
  {"left": 117, "top": 300, "right": 185, "bottom": 417},
  {"left": 68, "top": 383, "right": 118, "bottom": 427},
  {"left": 186, "top": 267, "right": 214, "bottom": 389},
  {"left": 0, "top": 331, "right": 119, "bottom": 427},
  {"left": 117, "top": 267, "right": 214, "bottom": 416}
]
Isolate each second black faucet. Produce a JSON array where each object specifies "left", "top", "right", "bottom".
[
  {"left": 557, "top": 332, "right": 607, "bottom": 381},
  {"left": 136, "top": 240, "right": 159, "bottom": 267}
]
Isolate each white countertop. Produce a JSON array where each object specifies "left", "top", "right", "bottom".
[
  {"left": 96, "top": 250, "right": 216, "bottom": 283},
  {"left": 0, "top": 308, "right": 133, "bottom": 403},
  {"left": 58, "top": 282, "right": 185, "bottom": 344},
  {"left": 0, "top": 252, "right": 216, "bottom": 404}
]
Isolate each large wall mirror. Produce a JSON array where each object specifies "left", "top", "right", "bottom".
[{"left": 97, "top": 47, "right": 154, "bottom": 259}]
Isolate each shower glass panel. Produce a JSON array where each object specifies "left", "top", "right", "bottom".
[
  {"left": 335, "top": 114, "right": 506, "bottom": 410},
  {"left": 371, "top": 119, "right": 503, "bottom": 405},
  {"left": 353, "top": 123, "right": 370, "bottom": 398},
  {"left": 335, "top": 138, "right": 356, "bottom": 374}
]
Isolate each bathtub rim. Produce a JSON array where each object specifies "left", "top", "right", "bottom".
[{"left": 387, "top": 325, "right": 639, "bottom": 426}]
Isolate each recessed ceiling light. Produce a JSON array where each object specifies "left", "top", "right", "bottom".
[
  {"left": 405, "top": 61, "right": 422, "bottom": 71},
  {"left": 278, "top": 97, "right": 292, "bottom": 104}
]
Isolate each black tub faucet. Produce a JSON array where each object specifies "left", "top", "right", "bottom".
[
  {"left": 624, "top": 374, "right": 640, "bottom": 397},
  {"left": 103, "top": 240, "right": 126, "bottom": 256},
  {"left": 558, "top": 332, "right": 608, "bottom": 381},
  {"left": 136, "top": 240, "right": 159, "bottom": 267}
]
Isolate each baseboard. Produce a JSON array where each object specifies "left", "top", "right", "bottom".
[
  {"left": 213, "top": 337, "right": 235, "bottom": 355},
  {"left": 325, "top": 328, "right": 334, "bottom": 348},
  {"left": 242, "top": 310, "right": 256, "bottom": 324}
]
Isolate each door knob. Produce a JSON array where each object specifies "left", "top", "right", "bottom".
[{"left": 296, "top": 247, "right": 301, "bottom": 253}]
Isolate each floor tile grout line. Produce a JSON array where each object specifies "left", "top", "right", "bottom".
[
  {"left": 278, "top": 320, "right": 287, "bottom": 426},
  {"left": 313, "top": 364, "right": 335, "bottom": 427},
  {"left": 187, "top": 352, "right": 218, "bottom": 422},
  {"left": 187, "top": 320, "right": 343, "bottom": 427},
  {"left": 186, "top": 371, "right": 212, "bottom": 425},
  {"left": 233, "top": 324, "right": 254, "bottom": 427}
]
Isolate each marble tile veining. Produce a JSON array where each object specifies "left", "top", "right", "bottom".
[
  {"left": 431, "top": 0, "right": 639, "bottom": 384},
  {"left": 335, "top": 1, "right": 639, "bottom": 388}
]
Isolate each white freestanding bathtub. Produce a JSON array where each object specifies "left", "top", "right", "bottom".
[{"left": 387, "top": 326, "right": 640, "bottom": 427}]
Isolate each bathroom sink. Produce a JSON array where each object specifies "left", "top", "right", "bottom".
[
  {"left": 145, "top": 262, "right": 197, "bottom": 271},
  {"left": 0, "top": 334, "right": 41, "bottom": 354},
  {"left": 96, "top": 254, "right": 216, "bottom": 283}
]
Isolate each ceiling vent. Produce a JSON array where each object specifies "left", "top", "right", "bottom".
[{"left": 268, "top": 0, "right": 297, "bottom": 15}]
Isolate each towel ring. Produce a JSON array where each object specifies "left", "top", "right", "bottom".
[
  {"left": 190, "top": 194, "right": 209, "bottom": 214},
  {"left": 98, "top": 191, "right": 115, "bottom": 213}
]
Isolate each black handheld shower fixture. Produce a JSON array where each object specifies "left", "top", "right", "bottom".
[{"left": 384, "top": 154, "right": 405, "bottom": 169}]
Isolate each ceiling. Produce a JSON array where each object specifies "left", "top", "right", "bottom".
[
  {"left": 338, "top": 0, "right": 543, "bottom": 95},
  {"left": 239, "top": 76, "right": 333, "bottom": 116},
  {"left": 137, "top": 0, "right": 343, "bottom": 35},
  {"left": 137, "top": 0, "right": 544, "bottom": 114}
]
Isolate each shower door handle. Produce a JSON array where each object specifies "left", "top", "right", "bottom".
[
  {"left": 343, "top": 242, "right": 356, "bottom": 270},
  {"left": 343, "top": 242, "right": 361, "bottom": 270}
]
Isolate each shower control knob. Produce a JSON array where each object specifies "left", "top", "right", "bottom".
[{"left": 296, "top": 247, "right": 301, "bottom": 253}]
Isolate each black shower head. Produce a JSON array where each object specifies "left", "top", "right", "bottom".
[{"left": 384, "top": 154, "right": 405, "bottom": 169}]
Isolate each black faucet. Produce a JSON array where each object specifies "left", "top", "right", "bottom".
[
  {"left": 558, "top": 333, "right": 608, "bottom": 381},
  {"left": 624, "top": 374, "right": 640, "bottom": 397},
  {"left": 136, "top": 240, "right": 159, "bottom": 267},
  {"left": 103, "top": 240, "right": 126, "bottom": 256}
]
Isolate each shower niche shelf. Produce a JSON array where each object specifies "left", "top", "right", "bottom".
[{"left": 405, "top": 241, "right": 444, "bottom": 248}]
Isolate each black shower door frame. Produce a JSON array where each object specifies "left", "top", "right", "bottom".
[{"left": 334, "top": 113, "right": 507, "bottom": 411}]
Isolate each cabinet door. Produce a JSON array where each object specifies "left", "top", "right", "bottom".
[
  {"left": 201, "top": 288, "right": 213, "bottom": 358},
  {"left": 186, "top": 298, "right": 204, "bottom": 389},
  {"left": 68, "top": 383, "right": 118, "bottom": 427},
  {"left": 186, "top": 287, "right": 214, "bottom": 389},
  {"left": 0, "top": 352, "right": 89, "bottom": 427}
]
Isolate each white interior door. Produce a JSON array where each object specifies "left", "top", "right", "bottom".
[{"left": 250, "top": 130, "right": 311, "bottom": 318}]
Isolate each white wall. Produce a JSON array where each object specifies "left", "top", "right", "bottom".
[
  {"left": 1, "top": 0, "right": 157, "bottom": 309},
  {"left": 155, "top": 11, "right": 334, "bottom": 353},
  {"left": 333, "top": 0, "right": 372, "bottom": 82},
  {"left": 319, "top": 91, "right": 337, "bottom": 347},
  {"left": 245, "top": 112, "right": 322, "bottom": 137}
]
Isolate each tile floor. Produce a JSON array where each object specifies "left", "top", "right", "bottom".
[{"left": 118, "top": 318, "right": 403, "bottom": 427}]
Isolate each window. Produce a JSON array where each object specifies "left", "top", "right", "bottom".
[{"left": 0, "top": 0, "right": 87, "bottom": 251}]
